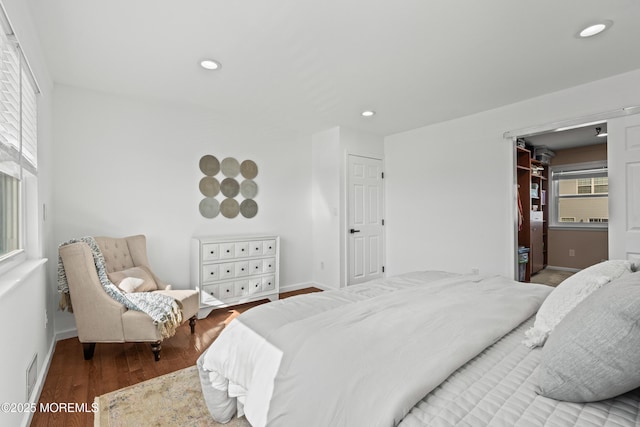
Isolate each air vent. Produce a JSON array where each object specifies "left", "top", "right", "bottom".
[{"left": 26, "top": 353, "right": 37, "bottom": 400}]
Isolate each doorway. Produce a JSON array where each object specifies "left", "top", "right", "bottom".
[
  {"left": 347, "top": 154, "right": 385, "bottom": 285},
  {"left": 512, "top": 121, "right": 611, "bottom": 283}
]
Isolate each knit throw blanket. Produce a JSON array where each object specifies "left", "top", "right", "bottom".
[{"left": 57, "top": 237, "right": 183, "bottom": 339}]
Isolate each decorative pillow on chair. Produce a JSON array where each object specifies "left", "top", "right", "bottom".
[
  {"left": 536, "top": 271, "right": 640, "bottom": 402},
  {"left": 108, "top": 266, "right": 158, "bottom": 292},
  {"left": 523, "top": 259, "right": 633, "bottom": 348},
  {"left": 117, "top": 277, "right": 145, "bottom": 293}
]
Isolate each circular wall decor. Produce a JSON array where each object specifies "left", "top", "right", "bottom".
[
  {"left": 240, "top": 199, "right": 258, "bottom": 218},
  {"left": 220, "top": 177, "right": 240, "bottom": 197},
  {"left": 199, "top": 197, "right": 220, "bottom": 218},
  {"left": 199, "top": 176, "right": 220, "bottom": 197},
  {"left": 220, "top": 198, "right": 240, "bottom": 218},
  {"left": 221, "top": 157, "right": 240, "bottom": 177},
  {"left": 240, "top": 160, "right": 258, "bottom": 179},
  {"left": 240, "top": 179, "right": 258, "bottom": 198},
  {"left": 199, "top": 155, "right": 220, "bottom": 176},
  {"left": 198, "top": 155, "right": 259, "bottom": 219}
]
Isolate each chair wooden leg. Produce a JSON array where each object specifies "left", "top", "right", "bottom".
[
  {"left": 83, "top": 343, "right": 96, "bottom": 360},
  {"left": 151, "top": 341, "right": 161, "bottom": 361},
  {"left": 189, "top": 316, "right": 197, "bottom": 334}
]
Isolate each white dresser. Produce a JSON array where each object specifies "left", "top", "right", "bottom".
[{"left": 192, "top": 235, "right": 280, "bottom": 318}]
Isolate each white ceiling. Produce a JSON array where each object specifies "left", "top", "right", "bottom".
[
  {"left": 24, "top": 0, "right": 640, "bottom": 137},
  {"left": 524, "top": 123, "right": 608, "bottom": 151}
]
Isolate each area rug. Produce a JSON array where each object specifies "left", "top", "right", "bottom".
[
  {"left": 94, "top": 365, "right": 250, "bottom": 427},
  {"left": 530, "top": 268, "right": 575, "bottom": 287}
]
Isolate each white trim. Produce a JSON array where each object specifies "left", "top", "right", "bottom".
[
  {"left": 544, "top": 265, "right": 581, "bottom": 273},
  {"left": 279, "top": 281, "right": 328, "bottom": 292},
  {"left": 503, "top": 105, "right": 640, "bottom": 139},
  {"left": 20, "top": 338, "right": 56, "bottom": 427},
  {"left": 54, "top": 328, "right": 78, "bottom": 341},
  {"left": 0, "top": 257, "right": 46, "bottom": 299}
]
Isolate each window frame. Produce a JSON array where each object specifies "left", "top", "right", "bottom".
[
  {"left": 549, "top": 160, "right": 608, "bottom": 230},
  {"left": 0, "top": 6, "right": 39, "bottom": 272}
]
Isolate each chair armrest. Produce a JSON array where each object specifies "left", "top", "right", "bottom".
[{"left": 59, "top": 242, "right": 126, "bottom": 342}]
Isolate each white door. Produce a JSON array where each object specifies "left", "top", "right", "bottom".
[
  {"left": 608, "top": 113, "right": 640, "bottom": 265},
  {"left": 347, "top": 155, "right": 384, "bottom": 285}
]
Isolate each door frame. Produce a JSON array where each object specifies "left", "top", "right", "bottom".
[
  {"left": 505, "top": 105, "right": 640, "bottom": 279},
  {"left": 343, "top": 152, "right": 386, "bottom": 287}
]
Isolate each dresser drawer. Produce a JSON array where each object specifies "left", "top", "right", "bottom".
[
  {"left": 234, "top": 280, "right": 250, "bottom": 297},
  {"left": 219, "top": 243, "right": 236, "bottom": 259},
  {"left": 202, "top": 243, "right": 219, "bottom": 262},
  {"left": 248, "top": 278, "right": 263, "bottom": 295},
  {"left": 263, "top": 240, "right": 276, "bottom": 255},
  {"left": 249, "top": 259, "right": 263, "bottom": 275},
  {"left": 219, "top": 282, "right": 235, "bottom": 298},
  {"left": 249, "top": 241, "right": 263, "bottom": 256},
  {"left": 203, "top": 284, "right": 220, "bottom": 299},
  {"left": 235, "top": 242, "right": 249, "bottom": 258},
  {"left": 219, "top": 262, "right": 235, "bottom": 280},
  {"left": 202, "top": 264, "right": 219, "bottom": 282},
  {"left": 263, "top": 257, "right": 276, "bottom": 273},
  {"left": 235, "top": 261, "right": 249, "bottom": 277},
  {"left": 262, "top": 275, "right": 276, "bottom": 292}
]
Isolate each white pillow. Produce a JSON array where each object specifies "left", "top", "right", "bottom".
[
  {"left": 117, "top": 277, "right": 145, "bottom": 293},
  {"left": 523, "top": 259, "right": 633, "bottom": 348}
]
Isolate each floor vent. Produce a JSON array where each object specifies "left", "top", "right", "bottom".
[{"left": 26, "top": 354, "right": 37, "bottom": 400}]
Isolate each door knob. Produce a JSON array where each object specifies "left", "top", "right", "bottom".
[{"left": 350, "top": 228, "right": 361, "bottom": 234}]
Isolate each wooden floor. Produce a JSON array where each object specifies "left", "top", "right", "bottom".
[{"left": 30, "top": 288, "right": 321, "bottom": 427}]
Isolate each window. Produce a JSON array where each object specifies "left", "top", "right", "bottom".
[
  {"left": 0, "top": 10, "right": 39, "bottom": 262},
  {"left": 550, "top": 161, "right": 608, "bottom": 228}
]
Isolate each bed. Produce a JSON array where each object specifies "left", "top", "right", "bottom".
[{"left": 197, "top": 265, "right": 640, "bottom": 426}]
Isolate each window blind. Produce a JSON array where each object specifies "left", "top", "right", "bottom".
[
  {"left": 0, "top": 12, "right": 38, "bottom": 178},
  {"left": 551, "top": 166, "right": 607, "bottom": 180}
]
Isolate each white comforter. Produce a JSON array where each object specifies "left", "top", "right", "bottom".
[{"left": 198, "top": 271, "right": 551, "bottom": 427}]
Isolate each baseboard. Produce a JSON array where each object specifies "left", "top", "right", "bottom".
[
  {"left": 544, "top": 265, "right": 581, "bottom": 273},
  {"left": 55, "top": 327, "right": 78, "bottom": 341},
  {"left": 279, "top": 281, "right": 334, "bottom": 292}
]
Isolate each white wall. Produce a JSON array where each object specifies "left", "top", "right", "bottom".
[
  {"left": 311, "top": 127, "right": 341, "bottom": 288},
  {"left": 311, "top": 126, "right": 384, "bottom": 288},
  {"left": 0, "top": 1, "right": 54, "bottom": 426},
  {"left": 52, "top": 84, "right": 314, "bottom": 334},
  {"left": 384, "top": 68, "right": 640, "bottom": 278}
]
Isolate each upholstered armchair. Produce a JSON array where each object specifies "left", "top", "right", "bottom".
[{"left": 58, "top": 234, "right": 199, "bottom": 361}]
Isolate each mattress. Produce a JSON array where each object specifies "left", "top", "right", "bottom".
[{"left": 399, "top": 317, "right": 640, "bottom": 427}]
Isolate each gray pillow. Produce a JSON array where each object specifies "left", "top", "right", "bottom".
[{"left": 536, "top": 271, "right": 640, "bottom": 402}]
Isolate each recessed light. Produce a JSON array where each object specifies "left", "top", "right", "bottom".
[
  {"left": 200, "top": 59, "right": 221, "bottom": 70},
  {"left": 361, "top": 110, "right": 375, "bottom": 117},
  {"left": 578, "top": 20, "right": 613, "bottom": 38}
]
